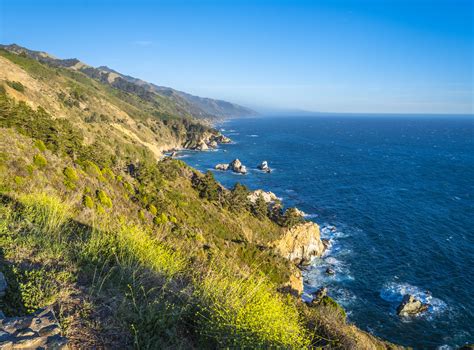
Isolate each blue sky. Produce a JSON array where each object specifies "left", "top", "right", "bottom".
[{"left": 1, "top": 0, "right": 472, "bottom": 114}]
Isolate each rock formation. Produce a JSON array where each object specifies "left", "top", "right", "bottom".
[
  {"left": 247, "top": 189, "right": 278, "bottom": 204},
  {"left": 274, "top": 222, "right": 326, "bottom": 264},
  {"left": 0, "top": 308, "right": 68, "bottom": 349},
  {"left": 229, "top": 159, "right": 247, "bottom": 174},
  {"left": 396, "top": 294, "right": 429, "bottom": 316},
  {"left": 215, "top": 163, "right": 229, "bottom": 171},
  {"left": 257, "top": 161, "right": 271, "bottom": 173}
]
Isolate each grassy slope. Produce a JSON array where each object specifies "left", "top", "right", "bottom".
[{"left": 0, "top": 53, "right": 403, "bottom": 349}]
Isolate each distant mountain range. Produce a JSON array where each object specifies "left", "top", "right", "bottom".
[{"left": 0, "top": 43, "right": 257, "bottom": 119}]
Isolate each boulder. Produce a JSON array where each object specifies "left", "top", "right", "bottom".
[
  {"left": 326, "top": 267, "right": 335, "bottom": 275},
  {"left": 214, "top": 134, "right": 232, "bottom": 144},
  {"left": 229, "top": 159, "right": 247, "bottom": 174},
  {"left": 208, "top": 140, "right": 218, "bottom": 148},
  {"left": 274, "top": 222, "right": 326, "bottom": 263},
  {"left": 257, "top": 161, "right": 271, "bottom": 173},
  {"left": 0, "top": 308, "right": 68, "bottom": 349},
  {"left": 396, "top": 294, "right": 429, "bottom": 316},
  {"left": 215, "top": 163, "right": 229, "bottom": 171},
  {"left": 311, "top": 287, "right": 328, "bottom": 304},
  {"left": 0, "top": 272, "right": 6, "bottom": 297}
]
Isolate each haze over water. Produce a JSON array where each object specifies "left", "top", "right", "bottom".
[{"left": 180, "top": 115, "right": 474, "bottom": 348}]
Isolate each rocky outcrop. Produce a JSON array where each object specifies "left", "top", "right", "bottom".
[
  {"left": 274, "top": 222, "right": 325, "bottom": 265},
  {"left": 215, "top": 163, "right": 229, "bottom": 171},
  {"left": 0, "top": 308, "right": 68, "bottom": 349},
  {"left": 229, "top": 159, "right": 247, "bottom": 174},
  {"left": 216, "top": 159, "right": 247, "bottom": 174},
  {"left": 247, "top": 189, "right": 278, "bottom": 204},
  {"left": 191, "top": 132, "right": 232, "bottom": 151},
  {"left": 396, "top": 294, "right": 429, "bottom": 316},
  {"left": 257, "top": 161, "right": 271, "bottom": 173}
]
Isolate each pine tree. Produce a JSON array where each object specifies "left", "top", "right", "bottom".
[
  {"left": 282, "top": 207, "right": 304, "bottom": 228},
  {"left": 252, "top": 194, "right": 268, "bottom": 219},
  {"left": 228, "top": 182, "right": 250, "bottom": 212}
]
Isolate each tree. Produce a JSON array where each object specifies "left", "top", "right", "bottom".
[
  {"left": 252, "top": 194, "right": 268, "bottom": 219},
  {"left": 282, "top": 207, "right": 305, "bottom": 228},
  {"left": 194, "top": 171, "right": 220, "bottom": 201},
  {"left": 228, "top": 183, "right": 250, "bottom": 212}
]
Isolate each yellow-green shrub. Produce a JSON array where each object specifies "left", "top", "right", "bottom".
[
  {"left": 83, "top": 195, "right": 94, "bottom": 209},
  {"left": 20, "top": 192, "right": 70, "bottom": 236},
  {"left": 34, "top": 139, "right": 47, "bottom": 152},
  {"left": 33, "top": 153, "right": 47, "bottom": 168},
  {"left": 96, "top": 190, "right": 112, "bottom": 208},
  {"left": 147, "top": 204, "right": 157, "bottom": 215},
  {"left": 196, "top": 265, "right": 310, "bottom": 348},
  {"left": 83, "top": 223, "right": 185, "bottom": 277}
]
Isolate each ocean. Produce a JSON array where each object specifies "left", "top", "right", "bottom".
[{"left": 177, "top": 115, "right": 474, "bottom": 348}]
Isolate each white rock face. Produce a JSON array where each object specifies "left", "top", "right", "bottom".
[
  {"left": 215, "top": 163, "right": 229, "bottom": 171},
  {"left": 396, "top": 295, "right": 429, "bottom": 316},
  {"left": 258, "top": 160, "right": 271, "bottom": 172},
  {"left": 247, "top": 190, "right": 278, "bottom": 204}
]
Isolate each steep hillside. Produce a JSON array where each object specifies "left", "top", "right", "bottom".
[
  {"left": 0, "top": 48, "right": 402, "bottom": 349},
  {"left": 0, "top": 44, "right": 257, "bottom": 120}
]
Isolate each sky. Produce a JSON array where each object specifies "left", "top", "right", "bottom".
[{"left": 0, "top": 0, "right": 472, "bottom": 114}]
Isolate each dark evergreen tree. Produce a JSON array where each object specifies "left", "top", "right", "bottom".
[
  {"left": 228, "top": 182, "right": 250, "bottom": 212},
  {"left": 282, "top": 207, "right": 305, "bottom": 228},
  {"left": 252, "top": 194, "right": 268, "bottom": 219}
]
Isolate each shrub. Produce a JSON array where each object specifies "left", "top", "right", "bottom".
[
  {"left": 6, "top": 80, "right": 25, "bottom": 92},
  {"left": 82, "top": 223, "right": 186, "bottom": 277},
  {"left": 101, "top": 167, "right": 115, "bottom": 181},
  {"left": 196, "top": 266, "right": 310, "bottom": 348},
  {"left": 138, "top": 210, "right": 146, "bottom": 221},
  {"left": 14, "top": 267, "right": 71, "bottom": 313},
  {"left": 20, "top": 192, "right": 70, "bottom": 237},
  {"left": 33, "top": 153, "right": 47, "bottom": 168},
  {"left": 63, "top": 166, "right": 79, "bottom": 189},
  {"left": 320, "top": 296, "right": 347, "bottom": 319},
  {"left": 96, "top": 190, "right": 112, "bottom": 208},
  {"left": 81, "top": 160, "right": 105, "bottom": 181},
  {"left": 282, "top": 207, "right": 305, "bottom": 228},
  {"left": 83, "top": 195, "right": 94, "bottom": 209},
  {"left": 147, "top": 204, "right": 157, "bottom": 215},
  {"left": 34, "top": 139, "right": 47, "bottom": 152},
  {"left": 153, "top": 213, "right": 168, "bottom": 225},
  {"left": 252, "top": 194, "right": 268, "bottom": 219},
  {"left": 193, "top": 171, "right": 220, "bottom": 201}
]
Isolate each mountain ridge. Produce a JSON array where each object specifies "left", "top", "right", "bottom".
[{"left": 0, "top": 43, "right": 257, "bottom": 120}]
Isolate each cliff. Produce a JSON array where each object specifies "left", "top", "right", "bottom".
[
  {"left": 274, "top": 222, "right": 325, "bottom": 264},
  {"left": 0, "top": 46, "right": 403, "bottom": 349}
]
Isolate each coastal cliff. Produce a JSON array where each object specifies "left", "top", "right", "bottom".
[
  {"left": 274, "top": 222, "right": 325, "bottom": 264},
  {"left": 0, "top": 46, "right": 404, "bottom": 349}
]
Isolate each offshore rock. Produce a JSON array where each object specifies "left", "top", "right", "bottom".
[
  {"left": 258, "top": 160, "right": 271, "bottom": 173},
  {"left": 0, "top": 308, "right": 68, "bottom": 349},
  {"left": 215, "top": 163, "right": 229, "bottom": 171},
  {"left": 396, "top": 294, "right": 429, "bottom": 316},
  {"left": 229, "top": 159, "right": 247, "bottom": 174},
  {"left": 274, "top": 222, "right": 325, "bottom": 263}
]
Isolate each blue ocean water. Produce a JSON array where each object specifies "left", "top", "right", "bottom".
[{"left": 179, "top": 116, "right": 474, "bottom": 348}]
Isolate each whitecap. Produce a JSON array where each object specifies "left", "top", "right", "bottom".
[
  {"left": 247, "top": 134, "right": 259, "bottom": 137},
  {"left": 380, "top": 282, "right": 447, "bottom": 317}
]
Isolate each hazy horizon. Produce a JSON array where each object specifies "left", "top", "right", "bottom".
[{"left": 1, "top": 0, "right": 472, "bottom": 114}]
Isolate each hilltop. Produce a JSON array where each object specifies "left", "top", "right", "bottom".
[
  {"left": 0, "top": 46, "right": 402, "bottom": 349},
  {"left": 0, "top": 44, "right": 257, "bottom": 120}
]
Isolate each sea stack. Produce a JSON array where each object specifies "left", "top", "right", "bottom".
[
  {"left": 258, "top": 160, "right": 271, "bottom": 173},
  {"left": 229, "top": 159, "right": 247, "bottom": 174}
]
